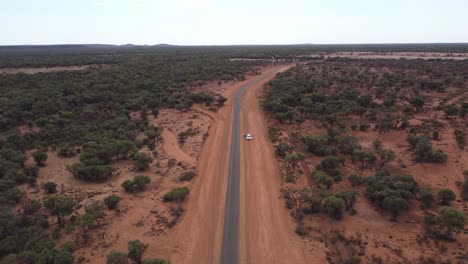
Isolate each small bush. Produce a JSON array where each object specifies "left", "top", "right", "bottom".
[
  {"left": 104, "top": 194, "right": 122, "bottom": 210},
  {"left": 106, "top": 251, "right": 128, "bottom": 264},
  {"left": 133, "top": 152, "right": 153, "bottom": 171},
  {"left": 24, "top": 165, "right": 39, "bottom": 178},
  {"left": 438, "top": 189, "right": 455, "bottom": 205},
  {"left": 163, "top": 187, "right": 189, "bottom": 203},
  {"left": 323, "top": 195, "right": 345, "bottom": 220},
  {"left": 128, "top": 240, "right": 148, "bottom": 263},
  {"left": 313, "top": 170, "right": 333, "bottom": 189},
  {"left": 121, "top": 176, "right": 151, "bottom": 193},
  {"left": 295, "top": 225, "right": 307, "bottom": 236},
  {"left": 41, "top": 182, "right": 57, "bottom": 194},
  {"left": 32, "top": 150, "right": 48, "bottom": 167},
  {"left": 179, "top": 171, "right": 196, "bottom": 182},
  {"left": 420, "top": 189, "right": 435, "bottom": 208},
  {"left": 359, "top": 123, "right": 370, "bottom": 131}
]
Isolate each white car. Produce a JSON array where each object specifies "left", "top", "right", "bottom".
[{"left": 245, "top": 133, "right": 253, "bottom": 141}]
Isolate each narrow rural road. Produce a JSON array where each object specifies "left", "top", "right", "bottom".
[
  {"left": 220, "top": 69, "right": 282, "bottom": 264},
  {"left": 151, "top": 66, "right": 318, "bottom": 264}
]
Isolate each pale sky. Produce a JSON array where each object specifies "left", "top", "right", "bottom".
[{"left": 1, "top": 0, "right": 467, "bottom": 45}]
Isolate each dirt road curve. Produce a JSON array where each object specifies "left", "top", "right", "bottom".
[{"left": 154, "top": 66, "right": 312, "bottom": 264}]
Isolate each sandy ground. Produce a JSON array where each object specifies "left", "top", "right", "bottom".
[
  {"left": 239, "top": 66, "right": 326, "bottom": 263},
  {"left": 0, "top": 64, "right": 106, "bottom": 74}
]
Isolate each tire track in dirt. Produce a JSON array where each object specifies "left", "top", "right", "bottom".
[{"left": 161, "top": 129, "right": 196, "bottom": 167}]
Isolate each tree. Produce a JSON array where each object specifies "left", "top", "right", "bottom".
[
  {"left": 366, "top": 174, "right": 418, "bottom": 220},
  {"left": 436, "top": 206, "right": 466, "bottom": 239},
  {"left": 352, "top": 149, "right": 376, "bottom": 172},
  {"left": 44, "top": 195, "right": 76, "bottom": 227},
  {"left": 85, "top": 200, "right": 106, "bottom": 226},
  {"left": 376, "top": 149, "right": 396, "bottom": 172},
  {"left": 128, "top": 240, "right": 148, "bottom": 263},
  {"left": 133, "top": 152, "right": 153, "bottom": 171},
  {"left": 420, "top": 189, "right": 435, "bottom": 208},
  {"left": 408, "top": 96, "right": 425, "bottom": 111},
  {"left": 323, "top": 196, "right": 345, "bottom": 220},
  {"left": 317, "top": 156, "right": 343, "bottom": 181},
  {"left": 336, "top": 190, "right": 359, "bottom": 211},
  {"left": 106, "top": 251, "right": 128, "bottom": 264},
  {"left": 68, "top": 213, "right": 95, "bottom": 245},
  {"left": 438, "top": 189, "right": 455, "bottom": 205},
  {"left": 104, "top": 194, "right": 122, "bottom": 210},
  {"left": 32, "top": 150, "right": 48, "bottom": 167},
  {"left": 382, "top": 196, "right": 409, "bottom": 221}
]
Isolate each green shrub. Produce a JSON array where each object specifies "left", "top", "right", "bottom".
[
  {"left": 295, "top": 225, "right": 307, "bottom": 236},
  {"left": 323, "top": 195, "right": 345, "bottom": 220},
  {"left": 438, "top": 189, "right": 455, "bottom": 205},
  {"left": 420, "top": 189, "right": 435, "bottom": 208},
  {"left": 133, "top": 152, "right": 153, "bottom": 171},
  {"left": 106, "top": 251, "right": 128, "bottom": 264},
  {"left": 366, "top": 174, "right": 418, "bottom": 221},
  {"left": 32, "top": 150, "right": 48, "bottom": 167},
  {"left": 313, "top": 170, "right": 333, "bottom": 189},
  {"left": 359, "top": 123, "right": 370, "bottom": 131},
  {"left": 42, "top": 182, "right": 57, "bottom": 194},
  {"left": 104, "top": 194, "right": 122, "bottom": 210},
  {"left": 121, "top": 175, "right": 151, "bottom": 193},
  {"left": 435, "top": 206, "right": 466, "bottom": 239},
  {"left": 163, "top": 187, "right": 189, "bottom": 203},
  {"left": 128, "top": 240, "right": 148, "bottom": 263}
]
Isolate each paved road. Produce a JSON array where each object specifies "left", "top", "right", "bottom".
[{"left": 220, "top": 70, "right": 280, "bottom": 264}]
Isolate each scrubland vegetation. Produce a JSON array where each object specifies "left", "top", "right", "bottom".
[
  {"left": 0, "top": 47, "right": 266, "bottom": 262},
  {"left": 1, "top": 43, "right": 467, "bottom": 263},
  {"left": 264, "top": 58, "right": 467, "bottom": 263}
]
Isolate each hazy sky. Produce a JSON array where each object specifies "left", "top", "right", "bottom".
[{"left": 1, "top": 0, "right": 467, "bottom": 45}]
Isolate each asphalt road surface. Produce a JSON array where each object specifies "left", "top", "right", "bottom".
[{"left": 220, "top": 71, "right": 280, "bottom": 264}]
